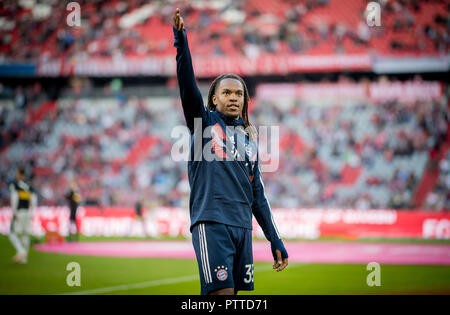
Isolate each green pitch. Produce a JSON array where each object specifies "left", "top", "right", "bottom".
[{"left": 0, "top": 235, "right": 449, "bottom": 295}]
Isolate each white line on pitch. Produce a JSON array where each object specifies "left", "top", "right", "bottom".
[
  {"left": 58, "top": 274, "right": 200, "bottom": 295},
  {"left": 58, "top": 263, "right": 307, "bottom": 295}
]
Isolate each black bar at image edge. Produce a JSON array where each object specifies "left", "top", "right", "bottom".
[{"left": 2, "top": 294, "right": 447, "bottom": 313}]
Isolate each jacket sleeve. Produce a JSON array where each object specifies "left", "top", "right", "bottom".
[
  {"left": 251, "top": 158, "right": 288, "bottom": 259},
  {"left": 65, "top": 190, "right": 72, "bottom": 201},
  {"left": 173, "top": 26, "right": 208, "bottom": 133}
]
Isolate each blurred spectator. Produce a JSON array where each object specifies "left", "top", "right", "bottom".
[{"left": 426, "top": 151, "right": 450, "bottom": 211}]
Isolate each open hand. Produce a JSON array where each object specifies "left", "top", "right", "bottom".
[{"left": 173, "top": 8, "right": 184, "bottom": 31}]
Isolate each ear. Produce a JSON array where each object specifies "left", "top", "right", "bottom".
[{"left": 212, "top": 94, "right": 217, "bottom": 106}]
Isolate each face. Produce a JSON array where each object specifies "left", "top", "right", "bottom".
[
  {"left": 15, "top": 170, "right": 24, "bottom": 181},
  {"left": 212, "top": 78, "right": 245, "bottom": 119}
]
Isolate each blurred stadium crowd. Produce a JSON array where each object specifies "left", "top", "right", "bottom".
[
  {"left": 0, "top": 76, "right": 448, "bottom": 211},
  {"left": 427, "top": 151, "right": 450, "bottom": 210},
  {"left": 0, "top": 0, "right": 448, "bottom": 211},
  {"left": 254, "top": 79, "right": 449, "bottom": 211},
  {"left": 0, "top": 0, "right": 448, "bottom": 63}
]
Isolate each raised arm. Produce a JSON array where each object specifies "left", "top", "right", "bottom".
[
  {"left": 251, "top": 158, "right": 288, "bottom": 272},
  {"left": 173, "top": 8, "right": 208, "bottom": 133}
]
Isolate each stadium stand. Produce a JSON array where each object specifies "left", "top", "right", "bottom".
[
  {"left": 0, "top": 0, "right": 448, "bottom": 64},
  {"left": 254, "top": 78, "right": 449, "bottom": 210},
  {"left": 0, "top": 0, "right": 448, "bottom": 211},
  {"left": 425, "top": 146, "right": 450, "bottom": 211},
  {"left": 0, "top": 76, "right": 448, "bottom": 210}
]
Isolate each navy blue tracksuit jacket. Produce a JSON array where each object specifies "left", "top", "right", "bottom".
[{"left": 173, "top": 26, "right": 285, "bottom": 249}]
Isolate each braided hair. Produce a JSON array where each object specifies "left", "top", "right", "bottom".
[{"left": 207, "top": 73, "right": 257, "bottom": 141}]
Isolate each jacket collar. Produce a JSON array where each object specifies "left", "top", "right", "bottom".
[{"left": 214, "top": 108, "right": 245, "bottom": 127}]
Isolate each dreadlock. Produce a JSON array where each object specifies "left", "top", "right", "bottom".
[{"left": 207, "top": 73, "right": 257, "bottom": 141}]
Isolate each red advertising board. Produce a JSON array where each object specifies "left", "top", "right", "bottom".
[
  {"left": 0, "top": 207, "right": 449, "bottom": 240},
  {"left": 258, "top": 208, "right": 450, "bottom": 240},
  {"left": 36, "top": 53, "right": 372, "bottom": 77}
]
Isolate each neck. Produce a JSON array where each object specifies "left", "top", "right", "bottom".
[{"left": 218, "top": 110, "right": 240, "bottom": 120}]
